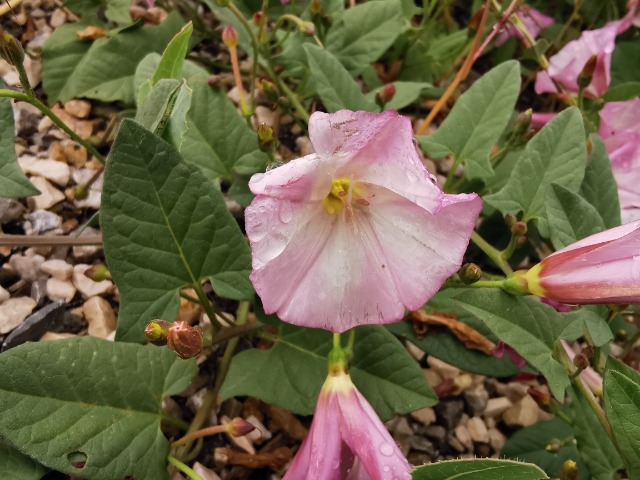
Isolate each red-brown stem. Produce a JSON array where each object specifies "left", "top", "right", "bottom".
[
  {"left": 415, "top": 0, "right": 493, "bottom": 136},
  {"left": 171, "top": 424, "right": 228, "bottom": 448}
]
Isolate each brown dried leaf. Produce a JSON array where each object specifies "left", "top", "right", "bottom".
[
  {"left": 408, "top": 310, "right": 496, "bottom": 355},
  {"left": 76, "top": 26, "right": 108, "bottom": 40},
  {"left": 214, "top": 446, "right": 292, "bottom": 470}
]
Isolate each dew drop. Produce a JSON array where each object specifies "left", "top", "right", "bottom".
[
  {"left": 266, "top": 161, "right": 284, "bottom": 172},
  {"left": 383, "top": 466, "right": 390, "bottom": 472},
  {"left": 379, "top": 442, "right": 394, "bottom": 456},
  {"left": 278, "top": 202, "right": 293, "bottom": 224},
  {"left": 332, "top": 460, "right": 340, "bottom": 470},
  {"left": 406, "top": 170, "right": 418, "bottom": 183}
]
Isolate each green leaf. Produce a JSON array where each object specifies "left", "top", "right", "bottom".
[
  {"left": 502, "top": 419, "right": 588, "bottom": 480},
  {"left": 485, "top": 107, "right": 587, "bottom": 237},
  {"left": 580, "top": 134, "right": 621, "bottom": 228},
  {"left": 151, "top": 22, "right": 193, "bottom": 84},
  {"left": 0, "top": 337, "right": 197, "bottom": 480},
  {"left": 386, "top": 290, "right": 519, "bottom": 377},
  {"left": 411, "top": 459, "right": 548, "bottom": 480},
  {"left": 325, "top": 0, "right": 404, "bottom": 76},
  {"left": 135, "top": 79, "right": 193, "bottom": 150},
  {"left": 561, "top": 306, "right": 613, "bottom": 347},
  {"left": 304, "top": 44, "right": 377, "bottom": 113},
  {"left": 568, "top": 386, "right": 623, "bottom": 480},
  {"left": 42, "top": 14, "right": 185, "bottom": 104},
  {"left": 545, "top": 183, "right": 606, "bottom": 250},
  {"left": 65, "top": 0, "right": 131, "bottom": 24},
  {"left": 418, "top": 61, "right": 521, "bottom": 181},
  {"left": 454, "top": 290, "right": 570, "bottom": 399},
  {"left": 101, "top": 120, "right": 253, "bottom": 342},
  {"left": 0, "top": 442, "right": 46, "bottom": 480},
  {"left": 137, "top": 22, "right": 194, "bottom": 105},
  {"left": 220, "top": 325, "right": 437, "bottom": 421},
  {"left": 180, "top": 82, "right": 268, "bottom": 183},
  {"left": 611, "top": 41, "right": 640, "bottom": 86},
  {"left": 0, "top": 97, "right": 39, "bottom": 198},
  {"left": 604, "top": 357, "right": 640, "bottom": 477},
  {"left": 602, "top": 82, "right": 640, "bottom": 102}
]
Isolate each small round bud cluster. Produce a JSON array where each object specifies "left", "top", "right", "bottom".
[
  {"left": 572, "top": 352, "right": 590, "bottom": 370},
  {"left": 167, "top": 321, "right": 204, "bottom": 359},
  {"left": 375, "top": 84, "right": 396, "bottom": 108},
  {"left": 559, "top": 460, "right": 578, "bottom": 480},
  {"left": 459, "top": 263, "right": 482, "bottom": 284}
]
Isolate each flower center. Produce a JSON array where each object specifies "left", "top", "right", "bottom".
[{"left": 323, "top": 177, "right": 370, "bottom": 220}]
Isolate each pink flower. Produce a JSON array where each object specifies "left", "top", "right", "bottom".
[
  {"left": 560, "top": 340, "right": 603, "bottom": 395},
  {"left": 519, "top": 221, "right": 640, "bottom": 304},
  {"left": 534, "top": 21, "right": 622, "bottom": 98},
  {"left": 530, "top": 112, "right": 557, "bottom": 129},
  {"left": 145, "top": 0, "right": 155, "bottom": 7},
  {"left": 598, "top": 98, "right": 640, "bottom": 223},
  {"left": 245, "top": 110, "right": 481, "bottom": 332},
  {"left": 492, "top": 341, "right": 526, "bottom": 368},
  {"left": 494, "top": 6, "right": 554, "bottom": 47},
  {"left": 283, "top": 370, "right": 411, "bottom": 480}
]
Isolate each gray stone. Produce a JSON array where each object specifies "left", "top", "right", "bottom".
[
  {"left": 0, "top": 198, "right": 25, "bottom": 224},
  {"left": 9, "top": 254, "right": 45, "bottom": 282},
  {"left": 436, "top": 399, "right": 465, "bottom": 430},
  {"left": 30, "top": 278, "right": 47, "bottom": 305},
  {"left": 424, "top": 425, "right": 447, "bottom": 449},
  {"left": 26, "top": 210, "right": 62, "bottom": 234},
  {"left": 2, "top": 301, "right": 65, "bottom": 350},
  {"left": 464, "top": 383, "right": 489, "bottom": 416},
  {"left": 0, "top": 297, "right": 37, "bottom": 334},
  {"left": 409, "top": 436, "right": 436, "bottom": 456}
]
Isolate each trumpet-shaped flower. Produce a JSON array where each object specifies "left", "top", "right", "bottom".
[
  {"left": 283, "top": 369, "right": 411, "bottom": 480},
  {"left": 598, "top": 98, "right": 640, "bottom": 223},
  {"left": 245, "top": 110, "right": 481, "bottom": 332},
  {"left": 518, "top": 221, "right": 640, "bottom": 304}
]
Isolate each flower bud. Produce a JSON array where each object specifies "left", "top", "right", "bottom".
[
  {"left": 581, "top": 345, "right": 595, "bottom": 360},
  {"left": 252, "top": 11, "right": 264, "bottom": 26},
  {"left": 167, "top": 321, "right": 204, "bottom": 359},
  {"left": 257, "top": 122, "right": 276, "bottom": 152},
  {"left": 300, "top": 21, "right": 315, "bottom": 36},
  {"left": 222, "top": 25, "right": 239, "bottom": 49},
  {"left": 144, "top": 320, "right": 172, "bottom": 342},
  {"left": 375, "top": 84, "right": 396, "bottom": 108},
  {"left": 502, "top": 271, "right": 530, "bottom": 296},
  {"left": 559, "top": 460, "right": 578, "bottom": 480},
  {"left": 504, "top": 213, "right": 517, "bottom": 227},
  {"left": 310, "top": 0, "right": 322, "bottom": 15},
  {"left": 208, "top": 75, "right": 220, "bottom": 87},
  {"left": 227, "top": 417, "right": 256, "bottom": 437},
  {"left": 578, "top": 55, "right": 598, "bottom": 90},
  {"left": 545, "top": 439, "right": 563, "bottom": 453},
  {"left": 0, "top": 30, "right": 25, "bottom": 67},
  {"left": 511, "top": 221, "right": 527, "bottom": 237},
  {"left": 74, "top": 184, "right": 88, "bottom": 200},
  {"left": 512, "top": 109, "right": 532, "bottom": 140},
  {"left": 84, "top": 264, "right": 111, "bottom": 281},
  {"left": 572, "top": 352, "right": 590, "bottom": 370},
  {"left": 459, "top": 263, "right": 482, "bottom": 284}
]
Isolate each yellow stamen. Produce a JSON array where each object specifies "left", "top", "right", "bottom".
[{"left": 323, "top": 177, "right": 367, "bottom": 217}]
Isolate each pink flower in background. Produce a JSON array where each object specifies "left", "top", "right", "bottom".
[
  {"left": 494, "top": 6, "right": 554, "bottom": 47},
  {"left": 145, "top": 0, "right": 155, "bottom": 7},
  {"left": 283, "top": 370, "right": 411, "bottom": 480},
  {"left": 520, "top": 221, "right": 640, "bottom": 304},
  {"left": 560, "top": 340, "right": 603, "bottom": 395},
  {"left": 599, "top": 98, "right": 640, "bottom": 223},
  {"left": 245, "top": 110, "right": 482, "bottom": 332},
  {"left": 530, "top": 112, "right": 557, "bottom": 129},
  {"left": 535, "top": 21, "right": 620, "bottom": 98}
]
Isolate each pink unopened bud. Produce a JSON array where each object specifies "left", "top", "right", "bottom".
[
  {"left": 528, "top": 387, "right": 552, "bottom": 412},
  {"left": 511, "top": 221, "right": 527, "bottom": 237},
  {"left": 167, "top": 321, "right": 204, "bottom": 359},
  {"left": 227, "top": 417, "right": 256, "bottom": 437},
  {"left": 144, "top": 320, "right": 172, "bottom": 342},
  {"left": 375, "top": 84, "right": 396, "bottom": 108},
  {"left": 301, "top": 21, "right": 315, "bottom": 36},
  {"left": 222, "top": 25, "right": 239, "bottom": 49},
  {"left": 252, "top": 11, "right": 264, "bottom": 26},
  {"left": 572, "top": 352, "right": 590, "bottom": 370}
]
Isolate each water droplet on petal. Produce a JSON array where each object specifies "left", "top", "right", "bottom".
[
  {"left": 379, "top": 442, "right": 394, "bottom": 456},
  {"left": 278, "top": 202, "right": 293, "bottom": 224}
]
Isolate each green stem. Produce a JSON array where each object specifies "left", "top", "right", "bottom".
[
  {"left": 190, "top": 282, "right": 225, "bottom": 329},
  {"left": 162, "top": 413, "right": 191, "bottom": 431},
  {"left": 501, "top": 234, "right": 519, "bottom": 261},
  {"left": 15, "top": 61, "right": 34, "bottom": 99},
  {"left": 175, "top": 301, "right": 250, "bottom": 458},
  {"left": 471, "top": 231, "right": 513, "bottom": 275},
  {"left": 0, "top": 89, "right": 105, "bottom": 163},
  {"left": 228, "top": 1, "right": 259, "bottom": 112},
  {"left": 333, "top": 332, "right": 341, "bottom": 349},
  {"left": 265, "top": 62, "right": 310, "bottom": 123},
  {"left": 209, "top": 320, "right": 265, "bottom": 346},
  {"left": 554, "top": 343, "right": 629, "bottom": 470},
  {"left": 443, "top": 155, "right": 462, "bottom": 192},
  {"left": 469, "top": 279, "right": 506, "bottom": 289},
  {"left": 167, "top": 455, "right": 203, "bottom": 480}
]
